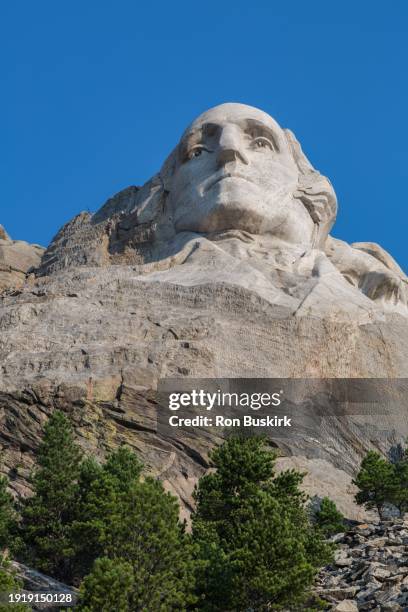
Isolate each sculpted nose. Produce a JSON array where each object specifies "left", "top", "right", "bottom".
[{"left": 217, "top": 126, "right": 249, "bottom": 166}]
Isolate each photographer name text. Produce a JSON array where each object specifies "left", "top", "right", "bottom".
[{"left": 168, "top": 415, "right": 291, "bottom": 428}]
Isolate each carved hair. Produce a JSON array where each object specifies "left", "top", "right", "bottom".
[{"left": 284, "top": 129, "right": 337, "bottom": 249}]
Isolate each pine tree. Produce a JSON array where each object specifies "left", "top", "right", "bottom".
[
  {"left": 0, "top": 476, "right": 16, "bottom": 549},
  {"left": 392, "top": 461, "right": 408, "bottom": 517},
  {"left": 78, "top": 557, "right": 134, "bottom": 612},
  {"left": 391, "top": 442, "right": 408, "bottom": 517},
  {"left": 78, "top": 478, "right": 197, "bottom": 611},
  {"left": 314, "top": 497, "right": 345, "bottom": 537},
  {"left": 353, "top": 450, "right": 396, "bottom": 520},
  {"left": 103, "top": 446, "right": 143, "bottom": 484},
  {"left": 192, "top": 435, "right": 332, "bottom": 611},
  {"left": 271, "top": 468, "right": 309, "bottom": 507},
  {"left": 18, "top": 410, "right": 82, "bottom": 581},
  {"left": 70, "top": 446, "right": 143, "bottom": 580},
  {"left": 0, "top": 476, "right": 25, "bottom": 611}
]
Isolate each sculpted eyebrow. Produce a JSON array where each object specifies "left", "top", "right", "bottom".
[
  {"left": 244, "top": 119, "right": 280, "bottom": 151},
  {"left": 182, "top": 123, "right": 218, "bottom": 146},
  {"left": 179, "top": 123, "right": 219, "bottom": 160},
  {"left": 178, "top": 129, "right": 202, "bottom": 161},
  {"left": 201, "top": 122, "right": 219, "bottom": 138}
]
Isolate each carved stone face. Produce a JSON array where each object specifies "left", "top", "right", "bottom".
[{"left": 166, "top": 103, "right": 315, "bottom": 245}]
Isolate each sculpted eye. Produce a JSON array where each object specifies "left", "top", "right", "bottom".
[
  {"left": 188, "top": 146, "right": 206, "bottom": 160},
  {"left": 252, "top": 137, "right": 273, "bottom": 150}
]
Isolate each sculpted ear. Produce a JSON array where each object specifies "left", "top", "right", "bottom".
[{"left": 284, "top": 129, "right": 338, "bottom": 249}]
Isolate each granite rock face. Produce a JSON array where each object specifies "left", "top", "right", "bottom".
[
  {"left": 0, "top": 104, "right": 407, "bottom": 519},
  {"left": 0, "top": 225, "right": 44, "bottom": 292}
]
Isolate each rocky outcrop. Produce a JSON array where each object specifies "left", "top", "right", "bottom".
[
  {"left": 0, "top": 225, "right": 44, "bottom": 292},
  {"left": 316, "top": 520, "right": 408, "bottom": 610}
]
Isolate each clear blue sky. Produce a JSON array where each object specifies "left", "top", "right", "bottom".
[{"left": 2, "top": 1, "right": 407, "bottom": 271}]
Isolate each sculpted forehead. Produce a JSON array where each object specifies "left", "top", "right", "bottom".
[
  {"left": 179, "top": 103, "right": 289, "bottom": 159},
  {"left": 185, "top": 103, "right": 281, "bottom": 133},
  {"left": 183, "top": 102, "right": 282, "bottom": 138}
]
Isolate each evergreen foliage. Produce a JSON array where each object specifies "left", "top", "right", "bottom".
[
  {"left": 78, "top": 557, "right": 134, "bottom": 612},
  {"left": 0, "top": 473, "right": 26, "bottom": 610},
  {"left": 0, "top": 477, "right": 16, "bottom": 549},
  {"left": 353, "top": 450, "right": 397, "bottom": 519},
  {"left": 77, "top": 478, "right": 197, "bottom": 611},
  {"left": 391, "top": 443, "right": 408, "bottom": 516},
  {"left": 314, "top": 498, "right": 345, "bottom": 537},
  {"left": 11, "top": 413, "right": 408, "bottom": 610},
  {"left": 0, "top": 558, "right": 27, "bottom": 611},
  {"left": 192, "top": 435, "right": 332, "bottom": 611},
  {"left": 71, "top": 447, "right": 144, "bottom": 579},
  {"left": 17, "top": 410, "right": 83, "bottom": 581}
]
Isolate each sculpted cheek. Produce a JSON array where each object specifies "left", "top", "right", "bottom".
[{"left": 265, "top": 162, "right": 298, "bottom": 190}]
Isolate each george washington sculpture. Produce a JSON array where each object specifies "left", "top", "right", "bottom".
[{"left": 40, "top": 103, "right": 407, "bottom": 319}]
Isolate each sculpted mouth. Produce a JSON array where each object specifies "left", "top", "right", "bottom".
[{"left": 204, "top": 172, "right": 254, "bottom": 192}]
